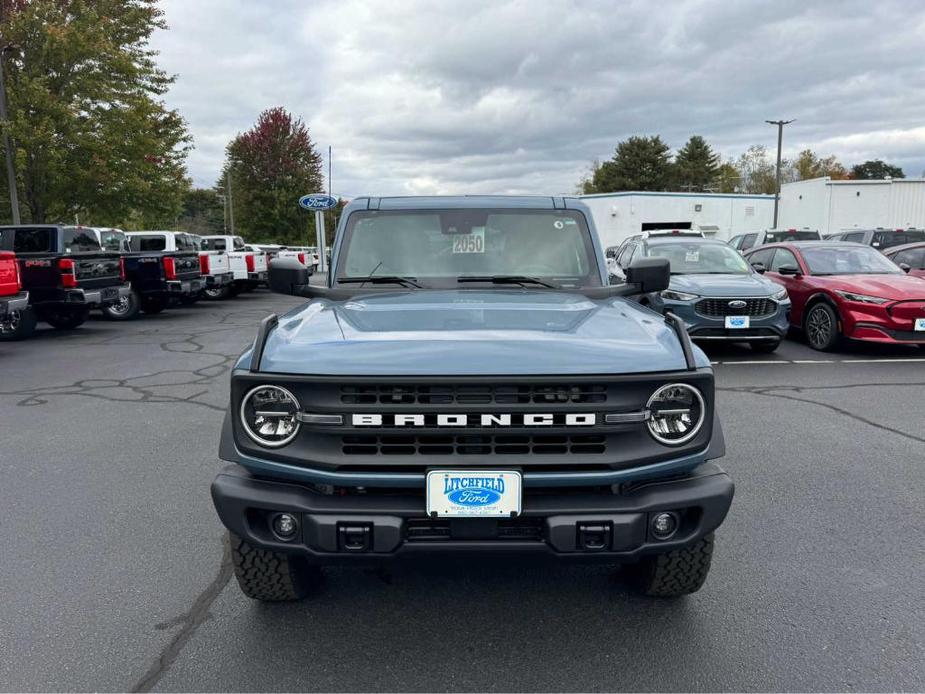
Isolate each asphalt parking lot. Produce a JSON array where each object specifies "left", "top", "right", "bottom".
[{"left": 1, "top": 290, "right": 923, "bottom": 692}]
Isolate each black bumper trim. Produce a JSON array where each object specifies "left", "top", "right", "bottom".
[{"left": 211, "top": 462, "right": 734, "bottom": 563}]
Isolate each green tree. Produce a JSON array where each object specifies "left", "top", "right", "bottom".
[
  {"left": 712, "top": 161, "right": 742, "bottom": 193},
  {"left": 791, "top": 149, "right": 849, "bottom": 181},
  {"left": 221, "top": 107, "right": 324, "bottom": 244},
  {"left": 176, "top": 188, "right": 225, "bottom": 233},
  {"left": 672, "top": 135, "right": 720, "bottom": 191},
  {"left": 850, "top": 159, "right": 905, "bottom": 180},
  {"left": 735, "top": 145, "right": 778, "bottom": 194},
  {"left": 0, "top": 0, "right": 191, "bottom": 226},
  {"left": 586, "top": 135, "right": 672, "bottom": 193}
]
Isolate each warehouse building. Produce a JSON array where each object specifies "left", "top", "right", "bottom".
[
  {"left": 578, "top": 191, "right": 775, "bottom": 249},
  {"left": 778, "top": 177, "right": 925, "bottom": 235}
]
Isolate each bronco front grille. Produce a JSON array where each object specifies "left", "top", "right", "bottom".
[
  {"left": 695, "top": 298, "right": 775, "bottom": 318},
  {"left": 340, "top": 383, "right": 607, "bottom": 405},
  {"left": 342, "top": 434, "right": 607, "bottom": 456}
]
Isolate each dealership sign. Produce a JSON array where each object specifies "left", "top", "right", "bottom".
[{"left": 298, "top": 193, "right": 337, "bottom": 210}]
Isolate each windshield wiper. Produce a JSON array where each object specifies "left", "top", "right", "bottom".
[
  {"left": 457, "top": 275, "right": 560, "bottom": 288},
  {"left": 338, "top": 275, "right": 423, "bottom": 288}
]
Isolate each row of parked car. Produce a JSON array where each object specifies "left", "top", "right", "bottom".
[
  {"left": 606, "top": 227, "right": 925, "bottom": 352},
  {"left": 0, "top": 225, "right": 319, "bottom": 340}
]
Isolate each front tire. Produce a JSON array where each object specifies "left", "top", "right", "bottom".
[
  {"left": 0, "top": 307, "right": 37, "bottom": 340},
  {"left": 42, "top": 307, "right": 89, "bottom": 330},
  {"left": 627, "top": 534, "right": 715, "bottom": 597},
  {"left": 100, "top": 290, "right": 141, "bottom": 320},
  {"left": 230, "top": 532, "right": 322, "bottom": 602},
  {"left": 804, "top": 303, "right": 840, "bottom": 351}
]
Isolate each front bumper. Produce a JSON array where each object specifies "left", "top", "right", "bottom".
[
  {"left": 211, "top": 462, "right": 733, "bottom": 563},
  {"left": 659, "top": 298, "right": 790, "bottom": 342},
  {"left": 167, "top": 278, "right": 203, "bottom": 296},
  {"left": 844, "top": 301, "right": 925, "bottom": 344},
  {"left": 0, "top": 291, "right": 29, "bottom": 316},
  {"left": 67, "top": 282, "right": 131, "bottom": 307}
]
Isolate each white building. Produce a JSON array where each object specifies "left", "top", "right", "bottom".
[
  {"left": 779, "top": 177, "right": 925, "bottom": 235},
  {"left": 578, "top": 191, "right": 775, "bottom": 249}
]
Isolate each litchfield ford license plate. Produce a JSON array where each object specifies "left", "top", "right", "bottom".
[
  {"left": 426, "top": 470, "right": 522, "bottom": 518},
  {"left": 725, "top": 315, "right": 749, "bottom": 329}
]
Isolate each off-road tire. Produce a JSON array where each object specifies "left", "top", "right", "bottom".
[
  {"left": 630, "top": 534, "right": 715, "bottom": 597},
  {"left": 0, "top": 307, "right": 37, "bottom": 340},
  {"left": 230, "top": 532, "right": 321, "bottom": 602},
  {"left": 750, "top": 339, "right": 781, "bottom": 354},
  {"left": 202, "top": 285, "right": 232, "bottom": 300},
  {"left": 42, "top": 307, "right": 89, "bottom": 330},
  {"left": 141, "top": 296, "right": 168, "bottom": 315},
  {"left": 101, "top": 290, "right": 141, "bottom": 320}
]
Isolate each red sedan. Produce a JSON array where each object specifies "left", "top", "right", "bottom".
[
  {"left": 882, "top": 242, "right": 925, "bottom": 279},
  {"left": 744, "top": 241, "right": 925, "bottom": 351}
]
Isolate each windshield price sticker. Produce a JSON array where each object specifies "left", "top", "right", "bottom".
[
  {"left": 452, "top": 227, "right": 485, "bottom": 254},
  {"left": 685, "top": 251, "right": 700, "bottom": 262}
]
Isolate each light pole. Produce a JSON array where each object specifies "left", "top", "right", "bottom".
[
  {"left": 0, "top": 45, "right": 21, "bottom": 224},
  {"left": 765, "top": 118, "right": 794, "bottom": 228}
]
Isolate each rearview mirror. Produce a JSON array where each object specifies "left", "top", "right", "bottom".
[
  {"left": 777, "top": 265, "right": 801, "bottom": 276},
  {"left": 750, "top": 262, "right": 766, "bottom": 274},
  {"left": 625, "top": 257, "right": 670, "bottom": 294},
  {"left": 268, "top": 256, "right": 313, "bottom": 295}
]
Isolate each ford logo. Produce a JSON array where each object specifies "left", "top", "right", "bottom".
[
  {"left": 446, "top": 487, "right": 502, "bottom": 506},
  {"left": 298, "top": 194, "right": 337, "bottom": 210},
  {"left": 728, "top": 300, "right": 747, "bottom": 309}
]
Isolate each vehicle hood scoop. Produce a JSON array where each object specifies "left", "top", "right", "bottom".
[{"left": 257, "top": 290, "right": 704, "bottom": 375}]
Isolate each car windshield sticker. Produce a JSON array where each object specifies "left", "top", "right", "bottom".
[
  {"left": 452, "top": 227, "right": 485, "bottom": 254},
  {"left": 686, "top": 250, "right": 700, "bottom": 262}
]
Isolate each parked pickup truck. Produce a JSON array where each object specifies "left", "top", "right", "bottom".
[
  {"left": 0, "top": 251, "right": 31, "bottom": 339},
  {"left": 201, "top": 235, "right": 267, "bottom": 294},
  {"left": 212, "top": 196, "right": 733, "bottom": 602},
  {"left": 187, "top": 233, "right": 235, "bottom": 300},
  {"left": 0, "top": 224, "right": 130, "bottom": 338}
]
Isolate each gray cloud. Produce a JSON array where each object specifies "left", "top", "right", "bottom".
[{"left": 151, "top": 0, "right": 925, "bottom": 196}]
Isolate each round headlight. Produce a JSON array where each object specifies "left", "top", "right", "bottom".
[
  {"left": 240, "top": 385, "right": 301, "bottom": 447},
  {"left": 646, "top": 383, "right": 705, "bottom": 446}
]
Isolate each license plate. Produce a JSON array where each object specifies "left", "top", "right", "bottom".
[
  {"left": 426, "top": 470, "right": 521, "bottom": 518},
  {"left": 451, "top": 228, "right": 485, "bottom": 254},
  {"left": 725, "top": 315, "right": 749, "bottom": 329},
  {"left": 915, "top": 318, "right": 925, "bottom": 331}
]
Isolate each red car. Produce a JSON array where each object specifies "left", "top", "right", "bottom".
[
  {"left": 882, "top": 242, "right": 925, "bottom": 279},
  {"left": 744, "top": 241, "right": 925, "bottom": 351}
]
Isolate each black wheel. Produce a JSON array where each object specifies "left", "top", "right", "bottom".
[
  {"left": 202, "top": 285, "right": 232, "bottom": 300},
  {"left": 0, "top": 307, "right": 37, "bottom": 341},
  {"left": 750, "top": 339, "right": 781, "bottom": 354},
  {"left": 179, "top": 294, "right": 200, "bottom": 306},
  {"left": 42, "top": 307, "right": 89, "bottom": 330},
  {"left": 804, "top": 302, "right": 840, "bottom": 351},
  {"left": 230, "top": 532, "right": 321, "bottom": 602},
  {"left": 100, "top": 290, "right": 141, "bottom": 320},
  {"left": 627, "top": 534, "right": 715, "bottom": 597},
  {"left": 140, "top": 296, "right": 168, "bottom": 315}
]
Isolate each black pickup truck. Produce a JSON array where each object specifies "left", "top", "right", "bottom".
[
  {"left": 92, "top": 228, "right": 203, "bottom": 319},
  {"left": 0, "top": 225, "right": 130, "bottom": 339}
]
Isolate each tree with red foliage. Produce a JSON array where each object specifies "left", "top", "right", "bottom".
[{"left": 220, "top": 107, "right": 324, "bottom": 244}]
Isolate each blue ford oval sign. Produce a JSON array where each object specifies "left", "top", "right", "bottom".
[
  {"left": 298, "top": 194, "right": 337, "bottom": 210},
  {"left": 446, "top": 486, "right": 503, "bottom": 506}
]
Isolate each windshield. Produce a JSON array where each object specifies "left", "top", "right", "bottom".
[
  {"left": 647, "top": 242, "right": 751, "bottom": 275},
  {"left": 336, "top": 209, "right": 600, "bottom": 286},
  {"left": 802, "top": 246, "right": 904, "bottom": 275},
  {"left": 766, "top": 230, "right": 820, "bottom": 243},
  {"left": 872, "top": 230, "right": 925, "bottom": 249}
]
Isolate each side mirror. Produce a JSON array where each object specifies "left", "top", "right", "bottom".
[
  {"left": 625, "top": 257, "right": 669, "bottom": 294},
  {"left": 899, "top": 263, "right": 911, "bottom": 273},
  {"left": 750, "top": 262, "right": 767, "bottom": 274},
  {"left": 268, "top": 256, "right": 313, "bottom": 295},
  {"left": 777, "top": 265, "right": 801, "bottom": 276}
]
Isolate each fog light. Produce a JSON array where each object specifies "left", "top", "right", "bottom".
[
  {"left": 272, "top": 513, "right": 298, "bottom": 540},
  {"left": 651, "top": 512, "right": 678, "bottom": 540}
]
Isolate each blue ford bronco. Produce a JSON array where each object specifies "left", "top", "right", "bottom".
[{"left": 211, "top": 196, "right": 733, "bottom": 600}]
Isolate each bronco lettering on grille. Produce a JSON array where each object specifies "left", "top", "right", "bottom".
[{"left": 350, "top": 413, "right": 597, "bottom": 427}]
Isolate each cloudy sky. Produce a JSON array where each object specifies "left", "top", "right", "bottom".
[{"left": 151, "top": 0, "right": 925, "bottom": 197}]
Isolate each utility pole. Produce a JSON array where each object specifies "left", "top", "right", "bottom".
[
  {"left": 225, "top": 170, "right": 235, "bottom": 234},
  {"left": 0, "top": 45, "right": 21, "bottom": 224},
  {"left": 765, "top": 119, "right": 794, "bottom": 228}
]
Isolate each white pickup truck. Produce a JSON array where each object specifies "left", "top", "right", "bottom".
[
  {"left": 126, "top": 231, "right": 234, "bottom": 302},
  {"left": 201, "top": 235, "right": 266, "bottom": 294}
]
